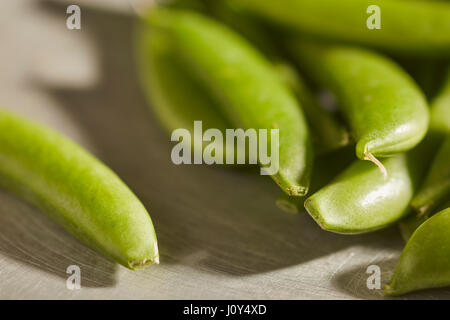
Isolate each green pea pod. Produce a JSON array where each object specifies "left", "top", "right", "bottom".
[
  {"left": 304, "top": 153, "right": 427, "bottom": 234},
  {"left": 144, "top": 8, "right": 313, "bottom": 196},
  {"left": 276, "top": 146, "right": 354, "bottom": 214},
  {"left": 289, "top": 41, "right": 429, "bottom": 175},
  {"left": 231, "top": 0, "right": 450, "bottom": 57},
  {"left": 412, "top": 135, "right": 450, "bottom": 215},
  {"left": 386, "top": 207, "right": 450, "bottom": 296},
  {"left": 398, "top": 68, "right": 450, "bottom": 239},
  {"left": 305, "top": 70, "right": 449, "bottom": 234},
  {"left": 199, "top": 0, "right": 351, "bottom": 154},
  {"left": 136, "top": 23, "right": 239, "bottom": 163},
  {"left": 0, "top": 109, "right": 159, "bottom": 270}
]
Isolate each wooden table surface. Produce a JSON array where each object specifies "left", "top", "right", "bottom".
[{"left": 0, "top": 0, "right": 449, "bottom": 299}]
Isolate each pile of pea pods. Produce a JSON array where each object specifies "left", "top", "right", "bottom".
[
  {"left": 136, "top": 0, "right": 450, "bottom": 296},
  {"left": 0, "top": 0, "right": 449, "bottom": 297}
]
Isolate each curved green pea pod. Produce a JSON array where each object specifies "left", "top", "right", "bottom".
[
  {"left": 412, "top": 135, "right": 450, "bottom": 215},
  {"left": 198, "top": 1, "right": 351, "bottom": 155},
  {"left": 231, "top": 0, "right": 450, "bottom": 57},
  {"left": 144, "top": 8, "right": 313, "bottom": 196},
  {"left": 0, "top": 109, "right": 159, "bottom": 270},
  {"left": 289, "top": 42, "right": 429, "bottom": 175},
  {"left": 386, "top": 207, "right": 450, "bottom": 296},
  {"left": 136, "top": 23, "right": 239, "bottom": 164},
  {"left": 304, "top": 154, "right": 426, "bottom": 234},
  {"left": 276, "top": 146, "right": 354, "bottom": 214}
]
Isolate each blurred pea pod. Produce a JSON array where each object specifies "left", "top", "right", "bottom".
[
  {"left": 230, "top": 0, "right": 450, "bottom": 57},
  {"left": 142, "top": 8, "right": 313, "bottom": 196},
  {"left": 412, "top": 135, "right": 450, "bottom": 215},
  {"left": 136, "top": 23, "right": 238, "bottom": 164},
  {"left": 289, "top": 41, "right": 429, "bottom": 176},
  {"left": 386, "top": 207, "right": 450, "bottom": 296},
  {"left": 305, "top": 65, "right": 448, "bottom": 234},
  {"left": 399, "top": 68, "right": 450, "bottom": 239}
]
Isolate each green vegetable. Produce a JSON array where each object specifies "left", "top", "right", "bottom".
[
  {"left": 143, "top": 8, "right": 313, "bottom": 196},
  {"left": 136, "top": 22, "right": 237, "bottom": 163},
  {"left": 386, "top": 207, "right": 450, "bottom": 295},
  {"left": 289, "top": 41, "right": 429, "bottom": 175},
  {"left": 232, "top": 0, "right": 450, "bottom": 57},
  {"left": 412, "top": 135, "right": 450, "bottom": 215},
  {"left": 398, "top": 68, "right": 450, "bottom": 239},
  {"left": 274, "top": 63, "right": 351, "bottom": 154},
  {"left": 304, "top": 154, "right": 424, "bottom": 234},
  {"left": 158, "top": 1, "right": 350, "bottom": 155},
  {"left": 276, "top": 146, "right": 354, "bottom": 214},
  {"left": 0, "top": 109, "right": 159, "bottom": 270}
]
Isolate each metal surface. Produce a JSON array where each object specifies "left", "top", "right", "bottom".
[{"left": 0, "top": 0, "right": 449, "bottom": 299}]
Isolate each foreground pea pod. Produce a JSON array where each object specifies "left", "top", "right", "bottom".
[
  {"left": 289, "top": 42, "right": 429, "bottom": 174},
  {"left": 0, "top": 109, "right": 159, "bottom": 270},
  {"left": 143, "top": 8, "right": 313, "bottom": 196},
  {"left": 304, "top": 154, "right": 426, "bottom": 234},
  {"left": 232, "top": 0, "right": 450, "bottom": 57},
  {"left": 386, "top": 207, "right": 450, "bottom": 296},
  {"left": 412, "top": 135, "right": 450, "bottom": 216}
]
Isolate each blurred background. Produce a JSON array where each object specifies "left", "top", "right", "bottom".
[{"left": 0, "top": 0, "right": 448, "bottom": 299}]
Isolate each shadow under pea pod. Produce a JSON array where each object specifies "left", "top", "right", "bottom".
[
  {"left": 332, "top": 256, "right": 450, "bottom": 300},
  {"left": 0, "top": 191, "right": 117, "bottom": 288},
  {"left": 34, "top": 0, "right": 402, "bottom": 281}
]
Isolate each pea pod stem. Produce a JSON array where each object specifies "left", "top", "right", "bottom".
[{"left": 0, "top": 109, "right": 159, "bottom": 270}]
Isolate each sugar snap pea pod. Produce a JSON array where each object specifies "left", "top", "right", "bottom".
[
  {"left": 136, "top": 23, "right": 239, "bottom": 163},
  {"left": 276, "top": 146, "right": 354, "bottom": 214},
  {"left": 0, "top": 109, "right": 159, "bottom": 269},
  {"left": 289, "top": 41, "right": 429, "bottom": 175},
  {"left": 398, "top": 68, "right": 450, "bottom": 238},
  {"left": 304, "top": 153, "right": 427, "bottom": 234},
  {"left": 386, "top": 207, "right": 450, "bottom": 296},
  {"left": 412, "top": 135, "right": 450, "bottom": 215},
  {"left": 231, "top": 0, "right": 450, "bottom": 57},
  {"left": 198, "top": 1, "right": 351, "bottom": 154},
  {"left": 144, "top": 8, "right": 313, "bottom": 196}
]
